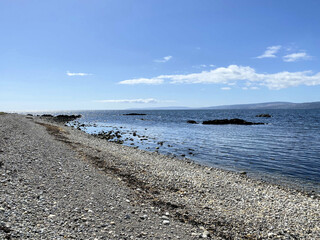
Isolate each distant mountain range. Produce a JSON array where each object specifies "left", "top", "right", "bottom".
[
  {"left": 127, "top": 102, "right": 320, "bottom": 110},
  {"left": 126, "top": 106, "right": 190, "bottom": 110},
  {"left": 205, "top": 101, "right": 320, "bottom": 110},
  {"left": 128, "top": 101, "right": 320, "bottom": 110}
]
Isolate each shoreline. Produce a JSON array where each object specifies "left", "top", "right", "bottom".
[
  {"left": 1, "top": 113, "right": 319, "bottom": 239},
  {"left": 68, "top": 115, "right": 320, "bottom": 195},
  {"left": 70, "top": 118, "right": 320, "bottom": 197}
]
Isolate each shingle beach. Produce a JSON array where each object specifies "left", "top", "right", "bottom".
[{"left": 1, "top": 113, "right": 319, "bottom": 239}]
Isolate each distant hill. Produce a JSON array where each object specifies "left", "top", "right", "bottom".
[
  {"left": 205, "top": 101, "right": 320, "bottom": 110},
  {"left": 126, "top": 106, "right": 191, "bottom": 110},
  {"left": 125, "top": 101, "right": 320, "bottom": 111}
]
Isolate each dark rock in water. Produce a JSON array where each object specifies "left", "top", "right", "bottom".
[
  {"left": 123, "top": 113, "right": 147, "bottom": 116},
  {"left": 41, "top": 114, "right": 81, "bottom": 123},
  {"left": 41, "top": 114, "right": 54, "bottom": 117},
  {"left": 187, "top": 120, "right": 198, "bottom": 124},
  {"left": 202, "top": 118, "right": 264, "bottom": 125},
  {"left": 54, "top": 115, "right": 82, "bottom": 122},
  {"left": 256, "top": 114, "right": 272, "bottom": 118}
]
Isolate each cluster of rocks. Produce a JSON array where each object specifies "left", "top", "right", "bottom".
[
  {"left": 40, "top": 114, "right": 82, "bottom": 123},
  {"left": 92, "top": 130, "right": 124, "bottom": 144}
]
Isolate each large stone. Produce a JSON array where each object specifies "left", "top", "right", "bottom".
[
  {"left": 187, "top": 120, "right": 198, "bottom": 124},
  {"left": 256, "top": 114, "right": 272, "bottom": 118},
  {"left": 202, "top": 118, "right": 264, "bottom": 125},
  {"left": 123, "top": 113, "right": 147, "bottom": 116}
]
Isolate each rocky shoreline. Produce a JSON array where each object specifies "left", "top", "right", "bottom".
[{"left": 0, "top": 113, "right": 319, "bottom": 239}]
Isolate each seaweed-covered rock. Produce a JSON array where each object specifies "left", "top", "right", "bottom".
[
  {"left": 54, "top": 115, "right": 81, "bottom": 122},
  {"left": 40, "top": 114, "right": 81, "bottom": 123},
  {"left": 123, "top": 113, "right": 147, "bottom": 116},
  {"left": 41, "top": 114, "right": 54, "bottom": 117},
  {"left": 202, "top": 118, "right": 264, "bottom": 125},
  {"left": 256, "top": 114, "right": 272, "bottom": 118},
  {"left": 187, "top": 120, "right": 198, "bottom": 124}
]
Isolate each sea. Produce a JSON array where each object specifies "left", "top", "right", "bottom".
[{"left": 41, "top": 109, "right": 320, "bottom": 193}]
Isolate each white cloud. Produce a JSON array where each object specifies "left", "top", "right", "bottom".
[
  {"left": 95, "top": 98, "right": 159, "bottom": 104},
  {"left": 118, "top": 78, "right": 164, "bottom": 85},
  {"left": 66, "top": 71, "right": 91, "bottom": 76},
  {"left": 283, "top": 52, "right": 312, "bottom": 62},
  {"left": 250, "top": 87, "right": 259, "bottom": 90},
  {"left": 154, "top": 56, "right": 172, "bottom": 63},
  {"left": 221, "top": 87, "right": 231, "bottom": 90},
  {"left": 119, "top": 65, "right": 320, "bottom": 90},
  {"left": 256, "top": 45, "right": 282, "bottom": 58},
  {"left": 193, "top": 64, "right": 216, "bottom": 69}
]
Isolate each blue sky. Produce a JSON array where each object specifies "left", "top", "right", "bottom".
[{"left": 1, "top": 0, "right": 320, "bottom": 111}]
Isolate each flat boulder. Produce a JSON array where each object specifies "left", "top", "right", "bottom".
[
  {"left": 41, "top": 114, "right": 54, "bottom": 117},
  {"left": 41, "top": 114, "right": 81, "bottom": 123},
  {"left": 123, "top": 113, "right": 147, "bottom": 116},
  {"left": 54, "top": 115, "right": 81, "bottom": 122},
  {"left": 187, "top": 120, "right": 198, "bottom": 124},
  {"left": 202, "top": 118, "right": 264, "bottom": 125},
  {"left": 256, "top": 114, "right": 272, "bottom": 118}
]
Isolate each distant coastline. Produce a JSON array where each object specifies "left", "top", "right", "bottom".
[
  {"left": 125, "top": 101, "right": 320, "bottom": 111},
  {"left": 204, "top": 101, "right": 320, "bottom": 110}
]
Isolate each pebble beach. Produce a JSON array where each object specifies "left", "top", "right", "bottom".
[{"left": 0, "top": 113, "right": 319, "bottom": 239}]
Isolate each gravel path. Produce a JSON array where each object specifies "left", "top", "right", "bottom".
[{"left": 0, "top": 113, "right": 319, "bottom": 239}]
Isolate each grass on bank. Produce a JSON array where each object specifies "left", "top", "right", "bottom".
[{"left": 0, "top": 112, "right": 7, "bottom": 115}]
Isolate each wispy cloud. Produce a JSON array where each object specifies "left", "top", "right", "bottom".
[
  {"left": 154, "top": 56, "right": 172, "bottom": 63},
  {"left": 243, "top": 86, "right": 259, "bottom": 90},
  {"left": 119, "top": 65, "right": 320, "bottom": 90},
  {"left": 95, "top": 98, "right": 158, "bottom": 104},
  {"left": 221, "top": 87, "right": 231, "bottom": 90},
  {"left": 193, "top": 64, "right": 216, "bottom": 68},
  {"left": 283, "top": 52, "right": 312, "bottom": 62},
  {"left": 67, "top": 71, "right": 91, "bottom": 76},
  {"left": 118, "top": 78, "right": 164, "bottom": 85},
  {"left": 95, "top": 98, "right": 174, "bottom": 104},
  {"left": 256, "top": 45, "right": 281, "bottom": 58}
]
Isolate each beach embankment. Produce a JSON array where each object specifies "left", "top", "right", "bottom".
[{"left": 0, "top": 113, "right": 319, "bottom": 239}]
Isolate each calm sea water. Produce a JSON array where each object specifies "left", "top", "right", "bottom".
[{"left": 54, "top": 109, "right": 320, "bottom": 192}]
